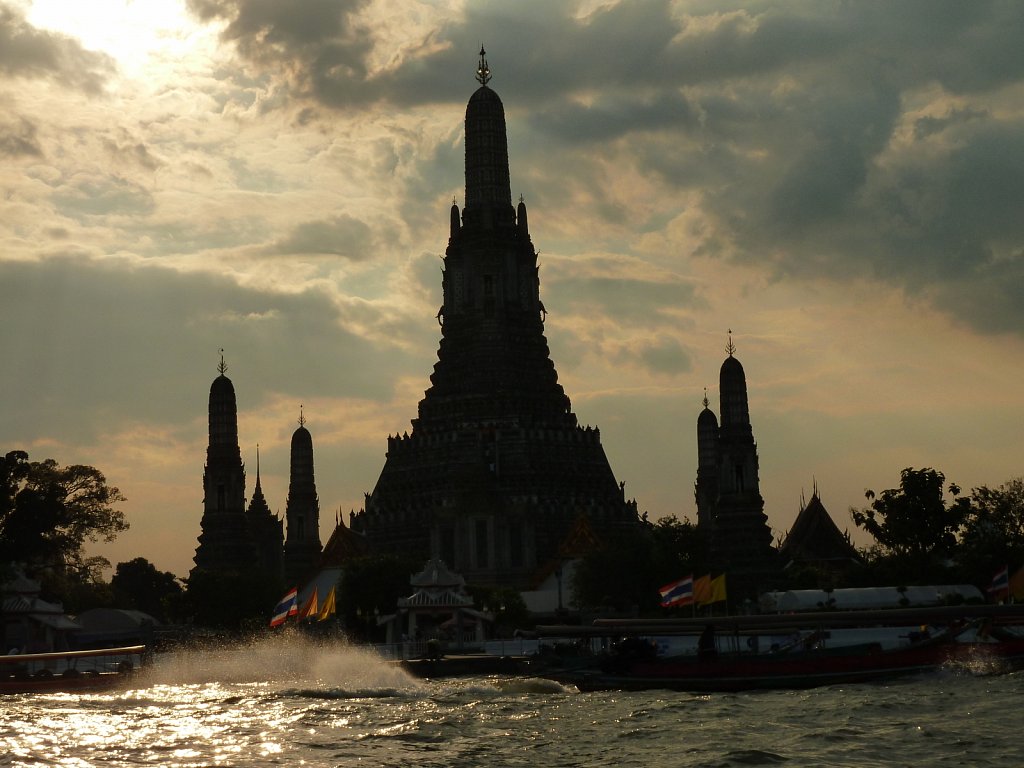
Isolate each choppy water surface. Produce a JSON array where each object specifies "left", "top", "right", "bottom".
[{"left": 2, "top": 635, "right": 1021, "bottom": 767}]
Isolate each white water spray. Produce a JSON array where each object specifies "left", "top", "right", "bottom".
[{"left": 137, "top": 633, "right": 422, "bottom": 691}]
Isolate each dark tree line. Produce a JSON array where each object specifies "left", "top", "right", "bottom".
[
  {"left": 851, "top": 468, "right": 1024, "bottom": 588},
  {"left": 570, "top": 467, "right": 1024, "bottom": 617},
  {"left": 1, "top": 450, "right": 129, "bottom": 610}
]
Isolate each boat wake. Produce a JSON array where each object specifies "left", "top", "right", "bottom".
[{"left": 135, "top": 634, "right": 421, "bottom": 692}]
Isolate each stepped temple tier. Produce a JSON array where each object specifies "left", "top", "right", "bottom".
[{"left": 352, "top": 50, "right": 641, "bottom": 588}]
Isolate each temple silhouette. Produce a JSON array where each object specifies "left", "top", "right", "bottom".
[
  {"left": 189, "top": 53, "right": 859, "bottom": 604},
  {"left": 191, "top": 355, "right": 319, "bottom": 587},
  {"left": 695, "top": 334, "right": 779, "bottom": 600},
  {"left": 349, "top": 50, "right": 641, "bottom": 588}
]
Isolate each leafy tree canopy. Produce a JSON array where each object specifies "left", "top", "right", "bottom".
[
  {"left": 1, "top": 450, "right": 128, "bottom": 580},
  {"left": 957, "top": 478, "right": 1024, "bottom": 583},
  {"left": 572, "top": 516, "right": 707, "bottom": 614},
  {"left": 851, "top": 467, "right": 968, "bottom": 571}
]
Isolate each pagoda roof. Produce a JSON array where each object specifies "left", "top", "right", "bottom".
[
  {"left": 320, "top": 513, "right": 367, "bottom": 565},
  {"left": 780, "top": 493, "right": 860, "bottom": 564},
  {"left": 409, "top": 558, "right": 465, "bottom": 588},
  {"left": 397, "top": 588, "right": 473, "bottom": 609}
]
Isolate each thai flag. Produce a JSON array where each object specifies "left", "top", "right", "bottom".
[
  {"left": 987, "top": 566, "right": 1009, "bottom": 600},
  {"left": 659, "top": 575, "right": 694, "bottom": 608},
  {"left": 270, "top": 587, "right": 298, "bottom": 627}
]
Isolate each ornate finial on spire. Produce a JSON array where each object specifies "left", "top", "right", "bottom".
[
  {"left": 519, "top": 193, "right": 524, "bottom": 205},
  {"left": 476, "top": 45, "right": 491, "bottom": 85},
  {"left": 298, "top": 405, "right": 306, "bottom": 428},
  {"left": 702, "top": 387, "right": 709, "bottom": 408},
  {"left": 726, "top": 329, "right": 736, "bottom": 357},
  {"left": 452, "top": 195, "right": 457, "bottom": 206},
  {"left": 256, "top": 443, "right": 260, "bottom": 475},
  {"left": 218, "top": 348, "right": 227, "bottom": 375}
]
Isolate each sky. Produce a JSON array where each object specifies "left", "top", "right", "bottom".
[{"left": 2, "top": 0, "right": 1023, "bottom": 580}]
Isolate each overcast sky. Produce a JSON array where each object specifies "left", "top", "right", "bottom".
[{"left": 3, "top": 0, "right": 1023, "bottom": 579}]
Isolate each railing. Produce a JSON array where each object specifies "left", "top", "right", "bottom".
[{"left": 0, "top": 645, "right": 146, "bottom": 679}]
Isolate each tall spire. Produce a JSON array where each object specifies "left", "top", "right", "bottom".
[
  {"left": 254, "top": 443, "right": 262, "bottom": 491},
  {"left": 464, "top": 47, "right": 512, "bottom": 225},
  {"left": 476, "top": 45, "right": 490, "bottom": 85}
]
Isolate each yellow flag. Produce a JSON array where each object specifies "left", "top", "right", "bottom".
[
  {"left": 317, "top": 586, "right": 337, "bottom": 621},
  {"left": 1010, "top": 567, "right": 1024, "bottom": 601},
  {"left": 694, "top": 575, "right": 712, "bottom": 606},
  {"left": 298, "top": 587, "right": 318, "bottom": 619},
  {"left": 709, "top": 574, "right": 727, "bottom": 604}
]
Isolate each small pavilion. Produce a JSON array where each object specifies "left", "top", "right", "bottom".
[{"left": 381, "top": 559, "right": 490, "bottom": 647}]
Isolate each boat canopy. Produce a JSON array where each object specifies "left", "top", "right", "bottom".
[{"left": 760, "top": 585, "right": 983, "bottom": 613}]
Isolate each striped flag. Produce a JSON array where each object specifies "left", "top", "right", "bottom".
[
  {"left": 987, "top": 566, "right": 1009, "bottom": 600},
  {"left": 270, "top": 587, "right": 298, "bottom": 627},
  {"left": 659, "top": 575, "right": 694, "bottom": 607}
]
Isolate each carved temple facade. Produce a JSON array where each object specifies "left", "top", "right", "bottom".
[{"left": 351, "top": 51, "right": 640, "bottom": 588}]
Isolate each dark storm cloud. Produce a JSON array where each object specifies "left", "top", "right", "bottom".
[
  {"left": 184, "top": 0, "right": 1024, "bottom": 335},
  {"left": 265, "top": 214, "right": 374, "bottom": 259},
  {"left": 186, "top": 0, "right": 375, "bottom": 102},
  {"left": 0, "top": 4, "right": 113, "bottom": 92},
  {"left": 0, "top": 115, "right": 42, "bottom": 157},
  {"left": 0, "top": 257, "right": 409, "bottom": 444},
  {"left": 615, "top": 335, "right": 692, "bottom": 376},
  {"left": 546, "top": 271, "right": 699, "bottom": 325}
]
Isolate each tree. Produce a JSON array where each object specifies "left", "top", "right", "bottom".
[
  {"left": 112, "top": 557, "right": 185, "bottom": 622},
  {"left": 0, "top": 450, "right": 128, "bottom": 579},
  {"left": 186, "top": 568, "right": 280, "bottom": 631},
  {"left": 850, "top": 467, "right": 967, "bottom": 580},
  {"left": 957, "top": 478, "right": 1024, "bottom": 584},
  {"left": 572, "top": 516, "right": 707, "bottom": 614},
  {"left": 337, "top": 553, "right": 422, "bottom": 640}
]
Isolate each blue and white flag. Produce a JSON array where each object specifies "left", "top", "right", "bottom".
[
  {"left": 270, "top": 587, "right": 299, "bottom": 627},
  {"left": 659, "top": 575, "right": 694, "bottom": 608},
  {"left": 988, "top": 566, "right": 1009, "bottom": 600}
]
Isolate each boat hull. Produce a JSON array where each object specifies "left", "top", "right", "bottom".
[
  {"left": 546, "top": 640, "right": 1024, "bottom": 692},
  {"left": 0, "top": 645, "right": 145, "bottom": 695}
]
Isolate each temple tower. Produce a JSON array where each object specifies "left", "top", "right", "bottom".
[
  {"left": 354, "top": 50, "right": 639, "bottom": 588},
  {"left": 284, "top": 408, "right": 322, "bottom": 583},
  {"left": 694, "top": 334, "right": 778, "bottom": 600},
  {"left": 193, "top": 353, "right": 260, "bottom": 574},
  {"left": 247, "top": 445, "right": 285, "bottom": 585}
]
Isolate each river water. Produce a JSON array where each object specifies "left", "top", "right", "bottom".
[{"left": 2, "top": 634, "right": 1021, "bottom": 767}]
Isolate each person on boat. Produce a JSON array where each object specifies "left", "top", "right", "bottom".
[{"left": 698, "top": 625, "right": 718, "bottom": 660}]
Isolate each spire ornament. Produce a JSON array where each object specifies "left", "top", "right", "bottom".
[
  {"left": 218, "top": 348, "right": 227, "bottom": 375},
  {"left": 476, "top": 46, "right": 491, "bottom": 85},
  {"left": 726, "top": 329, "right": 736, "bottom": 357},
  {"left": 299, "top": 405, "right": 306, "bottom": 428},
  {"left": 702, "top": 387, "right": 709, "bottom": 409}
]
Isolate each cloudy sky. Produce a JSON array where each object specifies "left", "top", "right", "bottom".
[{"left": 3, "top": 0, "right": 1023, "bottom": 580}]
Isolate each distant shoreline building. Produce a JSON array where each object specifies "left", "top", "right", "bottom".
[
  {"left": 351, "top": 50, "right": 640, "bottom": 588},
  {"left": 191, "top": 356, "right": 321, "bottom": 588},
  {"left": 284, "top": 409, "right": 323, "bottom": 584},
  {"left": 695, "top": 335, "right": 778, "bottom": 600}
]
